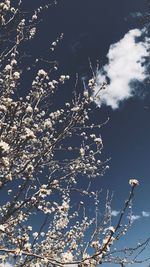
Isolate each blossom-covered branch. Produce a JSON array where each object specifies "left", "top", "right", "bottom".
[{"left": 0, "top": 1, "right": 149, "bottom": 267}]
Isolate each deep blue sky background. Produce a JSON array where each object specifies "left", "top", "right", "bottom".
[{"left": 24, "top": 0, "right": 150, "bottom": 265}]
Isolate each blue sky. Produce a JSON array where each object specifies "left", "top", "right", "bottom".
[{"left": 16, "top": 0, "right": 150, "bottom": 266}]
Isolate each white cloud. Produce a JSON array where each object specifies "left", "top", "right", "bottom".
[
  {"left": 93, "top": 28, "right": 150, "bottom": 109},
  {"left": 142, "top": 211, "right": 150, "bottom": 217},
  {"left": 111, "top": 210, "right": 120, "bottom": 217}
]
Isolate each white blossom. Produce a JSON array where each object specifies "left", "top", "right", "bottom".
[
  {"left": 38, "top": 69, "right": 47, "bottom": 76},
  {"left": 71, "top": 106, "right": 80, "bottom": 112},
  {"left": 0, "top": 225, "right": 5, "bottom": 231},
  {"left": 0, "top": 141, "right": 10, "bottom": 152},
  {"left": 13, "top": 72, "right": 20, "bottom": 79},
  {"left": 33, "top": 232, "right": 38, "bottom": 238},
  {"left": 62, "top": 251, "right": 73, "bottom": 262},
  {"left": 94, "top": 137, "right": 102, "bottom": 144},
  {"left": 32, "top": 14, "right": 37, "bottom": 20},
  {"left": 5, "top": 64, "right": 12, "bottom": 71},
  {"left": 80, "top": 147, "right": 85, "bottom": 157},
  {"left": 24, "top": 128, "right": 36, "bottom": 139},
  {"left": 44, "top": 119, "right": 52, "bottom": 129},
  {"left": 129, "top": 179, "right": 139, "bottom": 186},
  {"left": 26, "top": 106, "right": 33, "bottom": 113},
  {"left": 29, "top": 27, "right": 36, "bottom": 38}
]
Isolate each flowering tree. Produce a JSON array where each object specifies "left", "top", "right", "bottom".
[{"left": 0, "top": 1, "right": 149, "bottom": 266}]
